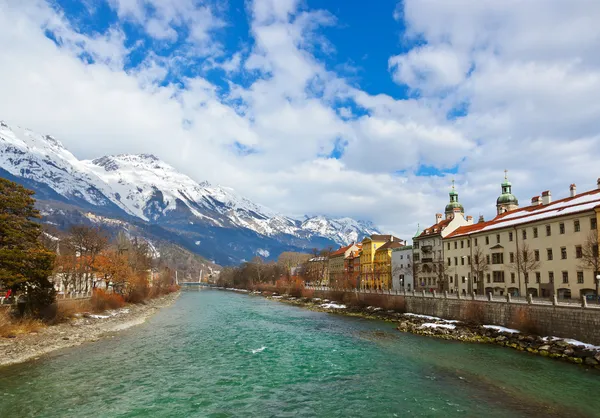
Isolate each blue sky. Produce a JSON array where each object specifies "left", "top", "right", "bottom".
[
  {"left": 1, "top": 0, "right": 600, "bottom": 239},
  {"left": 50, "top": 0, "right": 412, "bottom": 106}
]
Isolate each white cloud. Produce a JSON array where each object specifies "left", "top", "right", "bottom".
[
  {"left": 389, "top": 45, "right": 469, "bottom": 93},
  {"left": 1, "top": 0, "right": 599, "bottom": 244},
  {"left": 108, "top": 0, "right": 224, "bottom": 53}
]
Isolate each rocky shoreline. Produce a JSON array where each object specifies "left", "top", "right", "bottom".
[
  {"left": 249, "top": 290, "right": 600, "bottom": 370},
  {"left": 0, "top": 292, "right": 180, "bottom": 368}
]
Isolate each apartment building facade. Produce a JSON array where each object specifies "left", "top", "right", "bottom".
[
  {"left": 445, "top": 179, "right": 600, "bottom": 298},
  {"left": 391, "top": 245, "right": 414, "bottom": 291},
  {"left": 328, "top": 243, "right": 360, "bottom": 288},
  {"left": 360, "top": 234, "right": 402, "bottom": 290},
  {"left": 413, "top": 183, "right": 473, "bottom": 291}
]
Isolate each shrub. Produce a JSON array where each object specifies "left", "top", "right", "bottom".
[
  {"left": 0, "top": 308, "right": 44, "bottom": 338},
  {"left": 301, "top": 288, "right": 314, "bottom": 299},
  {"left": 90, "top": 289, "right": 125, "bottom": 312},
  {"left": 125, "top": 274, "right": 150, "bottom": 304},
  {"left": 49, "top": 300, "right": 91, "bottom": 323}
]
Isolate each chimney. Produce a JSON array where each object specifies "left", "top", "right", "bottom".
[
  {"left": 466, "top": 215, "right": 473, "bottom": 222},
  {"left": 531, "top": 196, "right": 541, "bottom": 206},
  {"left": 478, "top": 215, "right": 485, "bottom": 223},
  {"left": 597, "top": 178, "right": 600, "bottom": 190},
  {"left": 569, "top": 184, "right": 576, "bottom": 197},
  {"left": 435, "top": 213, "right": 442, "bottom": 224},
  {"left": 541, "top": 190, "right": 552, "bottom": 205}
]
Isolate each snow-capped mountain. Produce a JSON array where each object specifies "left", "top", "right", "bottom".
[
  {"left": 0, "top": 120, "right": 380, "bottom": 264},
  {"left": 0, "top": 121, "right": 128, "bottom": 213},
  {"left": 300, "top": 216, "right": 380, "bottom": 246}
]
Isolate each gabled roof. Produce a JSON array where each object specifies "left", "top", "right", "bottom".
[
  {"left": 416, "top": 218, "right": 452, "bottom": 238},
  {"left": 330, "top": 243, "right": 355, "bottom": 257},
  {"left": 447, "top": 187, "right": 600, "bottom": 239},
  {"left": 366, "top": 234, "right": 402, "bottom": 242},
  {"left": 377, "top": 241, "right": 405, "bottom": 251}
]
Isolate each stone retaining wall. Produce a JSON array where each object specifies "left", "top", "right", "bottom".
[{"left": 309, "top": 290, "right": 600, "bottom": 345}]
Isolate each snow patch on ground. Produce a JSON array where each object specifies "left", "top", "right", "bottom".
[
  {"left": 256, "top": 248, "right": 270, "bottom": 257},
  {"left": 420, "top": 323, "right": 456, "bottom": 330},
  {"left": 404, "top": 313, "right": 441, "bottom": 321},
  {"left": 321, "top": 303, "right": 346, "bottom": 309},
  {"left": 404, "top": 313, "right": 460, "bottom": 324},
  {"left": 483, "top": 325, "right": 520, "bottom": 334},
  {"left": 542, "top": 337, "right": 600, "bottom": 351}
]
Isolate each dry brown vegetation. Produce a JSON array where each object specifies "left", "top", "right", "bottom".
[
  {"left": 0, "top": 308, "right": 44, "bottom": 338},
  {"left": 90, "top": 289, "right": 126, "bottom": 312}
]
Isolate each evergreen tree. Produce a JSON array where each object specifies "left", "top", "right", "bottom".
[{"left": 0, "top": 178, "right": 56, "bottom": 315}]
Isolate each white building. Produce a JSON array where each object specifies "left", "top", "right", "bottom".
[{"left": 391, "top": 245, "right": 414, "bottom": 291}]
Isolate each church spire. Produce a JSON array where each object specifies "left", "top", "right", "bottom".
[
  {"left": 497, "top": 170, "right": 519, "bottom": 215},
  {"left": 445, "top": 179, "right": 464, "bottom": 219}
]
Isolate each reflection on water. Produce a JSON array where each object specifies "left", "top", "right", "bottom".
[{"left": 0, "top": 290, "right": 598, "bottom": 417}]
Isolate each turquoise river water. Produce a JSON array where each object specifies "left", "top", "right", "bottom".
[{"left": 1, "top": 290, "right": 600, "bottom": 417}]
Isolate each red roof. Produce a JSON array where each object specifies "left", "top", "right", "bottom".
[
  {"left": 447, "top": 187, "right": 600, "bottom": 238},
  {"left": 417, "top": 218, "right": 452, "bottom": 238},
  {"left": 330, "top": 243, "right": 356, "bottom": 257}
]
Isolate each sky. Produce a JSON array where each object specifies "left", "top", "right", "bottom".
[{"left": 1, "top": 0, "right": 599, "bottom": 240}]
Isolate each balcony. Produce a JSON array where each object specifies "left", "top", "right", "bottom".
[
  {"left": 421, "top": 245, "right": 433, "bottom": 252},
  {"left": 422, "top": 257, "right": 433, "bottom": 263}
]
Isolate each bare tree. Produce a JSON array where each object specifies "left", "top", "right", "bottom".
[
  {"left": 579, "top": 231, "right": 600, "bottom": 295},
  {"left": 433, "top": 255, "right": 451, "bottom": 292},
  {"left": 471, "top": 246, "right": 489, "bottom": 295},
  {"left": 509, "top": 241, "right": 540, "bottom": 296},
  {"left": 250, "top": 256, "right": 265, "bottom": 286},
  {"left": 277, "top": 251, "right": 311, "bottom": 275},
  {"left": 66, "top": 225, "right": 108, "bottom": 292}
]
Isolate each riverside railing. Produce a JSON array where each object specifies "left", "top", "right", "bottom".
[
  {"left": 56, "top": 292, "right": 92, "bottom": 300},
  {"left": 303, "top": 285, "right": 600, "bottom": 309}
]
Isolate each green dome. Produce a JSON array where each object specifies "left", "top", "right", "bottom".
[
  {"left": 497, "top": 193, "right": 518, "bottom": 205},
  {"left": 445, "top": 201, "right": 464, "bottom": 213},
  {"left": 497, "top": 173, "right": 518, "bottom": 206}
]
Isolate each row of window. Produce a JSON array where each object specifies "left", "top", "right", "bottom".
[
  {"left": 482, "top": 270, "right": 588, "bottom": 284},
  {"left": 447, "top": 217, "right": 597, "bottom": 250},
  {"left": 445, "top": 244, "right": 596, "bottom": 267}
]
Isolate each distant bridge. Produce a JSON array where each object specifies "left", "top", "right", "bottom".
[{"left": 179, "top": 282, "right": 217, "bottom": 288}]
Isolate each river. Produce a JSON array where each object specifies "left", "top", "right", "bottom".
[{"left": 0, "top": 290, "right": 599, "bottom": 417}]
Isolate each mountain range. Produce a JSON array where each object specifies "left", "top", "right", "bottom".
[{"left": 0, "top": 120, "right": 380, "bottom": 265}]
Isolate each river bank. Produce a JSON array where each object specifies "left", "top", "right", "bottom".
[
  {"left": 238, "top": 289, "right": 600, "bottom": 370},
  {"left": 0, "top": 292, "right": 180, "bottom": 367}
]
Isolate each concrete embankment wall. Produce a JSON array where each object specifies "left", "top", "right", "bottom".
[{"left": 307, "top": 290, "right": 600, "bottom": 345}]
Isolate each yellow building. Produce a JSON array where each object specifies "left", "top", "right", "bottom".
[
  {"left": 374, "top": 240, "right": 405, "bottom": 290},
  {"left": 360, "top": 234, "right": 403, "bottom": 290}
]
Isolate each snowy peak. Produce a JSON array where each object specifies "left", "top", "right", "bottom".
[
  {"left": 301, "top": 216, "right": 381, "bottom": 245},
  {"left": 0, "top": 120, "right": 382, "bottom": 254},
  {"left": 0, "top": 121, "right": 127, "bottom": 212}
]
